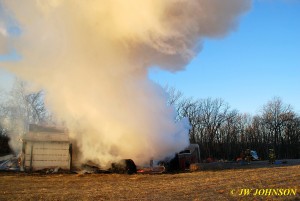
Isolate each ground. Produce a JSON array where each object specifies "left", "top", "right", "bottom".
[{"left": 0, "top": 161, "right": 299, "bottom": 201}]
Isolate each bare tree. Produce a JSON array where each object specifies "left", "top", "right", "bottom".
[
  {"left": 7, "top": 79, "right": 48, "bottom": 125},
  {"left": 164, "top": 85, "right": 183, "bottom": 106},
  {"left": 177, "top": 98, "right": 199, "bottom": 143},
  {"left": 284, "top": 115, "right": 300, "bottom": 158},
  {"left": 200, "top": 98, "right": 229, "bottom": 144},
  {"left": 0, "top": 79, "right": 50, "bottom": 152},
  {"left": 24, "top": 91, "right": 48, "bottom": 123},
  {"left": 261, "top": 97, "right": 294, "bottom": 157},
  {"left": 165, "top": 86, "right": 300, "bottom": 160}
]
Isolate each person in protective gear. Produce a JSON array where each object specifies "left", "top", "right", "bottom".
[{"left": 268, "top": 149, "right": 275, "bottom": 164}]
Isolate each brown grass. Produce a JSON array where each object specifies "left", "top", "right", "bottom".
[{"left": 0, "top": 165, "right": 299, "bottom": 201}]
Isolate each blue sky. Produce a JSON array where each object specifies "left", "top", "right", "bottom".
[
  {"left": 149, "top": 0, "right": 300, "bottom": 114},
  {"left": 1, "top": 1, "right": 300, "bottom": 115}
]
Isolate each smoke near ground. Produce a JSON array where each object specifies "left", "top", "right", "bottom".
[{"left": 0, "top": 0, "right": 251, "bottom": 166}]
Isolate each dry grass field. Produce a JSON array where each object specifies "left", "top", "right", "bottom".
[{"left": 0, "top": 163, "right": 299, "bottom": 201}]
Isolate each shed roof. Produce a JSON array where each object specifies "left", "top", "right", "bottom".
[{"left": 23, "top": 124, "right": 69, "bottom": 142}]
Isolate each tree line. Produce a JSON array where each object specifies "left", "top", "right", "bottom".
[
  {"left": 166, "top": 86, "right": 300, "bottom": 160},
  {"left": 1, "top": 80, "right": 299, "bottom": 160},
  {"left": 0, "top": 79, "right": 50, "bottom": 155}
]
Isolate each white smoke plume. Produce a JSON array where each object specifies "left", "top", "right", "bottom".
[
  {"left": 0, "top": 0, "right": 251, "bottom": 166},
  {"left": 0, "top": 8, "right": 8, "bottom": 54}
]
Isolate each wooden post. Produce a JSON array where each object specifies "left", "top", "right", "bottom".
[
  {"left": 69, "top": 143, "right": 72, "bottom": 171},
  {"left": 20, "top": 141, "right": 26, "bottom": 171},
  {"left": 30, "top": 144, "right": 33, "bottom": 172}
]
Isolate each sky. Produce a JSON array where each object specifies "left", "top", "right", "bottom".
[
  {"left": 1, "top": 0, "right": 300, "bottom": 115},
  {"left": 149, "top": 0, "right": 300, "bottom": 115}
]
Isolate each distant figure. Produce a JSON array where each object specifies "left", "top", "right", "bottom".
[
  {"left": 150, "top": 159, "right": 153, "bottom": 170},
  {"left": 18, "top": 151, "right": 25, "bottom": 172},
  {"left": 244, "top": 149, "right": 251, "bottom": 164},
  {"left": 269, "top": 149, "right": 275, "bottom": 164}
]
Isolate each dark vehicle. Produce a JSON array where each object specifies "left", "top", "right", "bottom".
[
  {"left": 237, "top": 149, "right": 259, "bottom": 163},
  {"left": 110, "top": 159, "right": 137, "bottom": 174}
]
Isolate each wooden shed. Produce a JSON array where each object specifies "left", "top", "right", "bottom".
[{"left": 20, "top": 124, "right": 71, "bottom": 171}]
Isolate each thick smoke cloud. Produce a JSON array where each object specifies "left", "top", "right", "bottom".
[
  {"left": 0, "top": 0, "right": 251, "bottom": 166},
  {"left": 0, "top": 6, "right": 8, "bottom": 54}
]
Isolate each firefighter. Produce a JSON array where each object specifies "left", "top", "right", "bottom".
[
  {"left": 244, "top": 149, "right": 251, "bottom": 164},
  {"left": 269, "top": 149, "right": 275, "bottom": 164}
]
